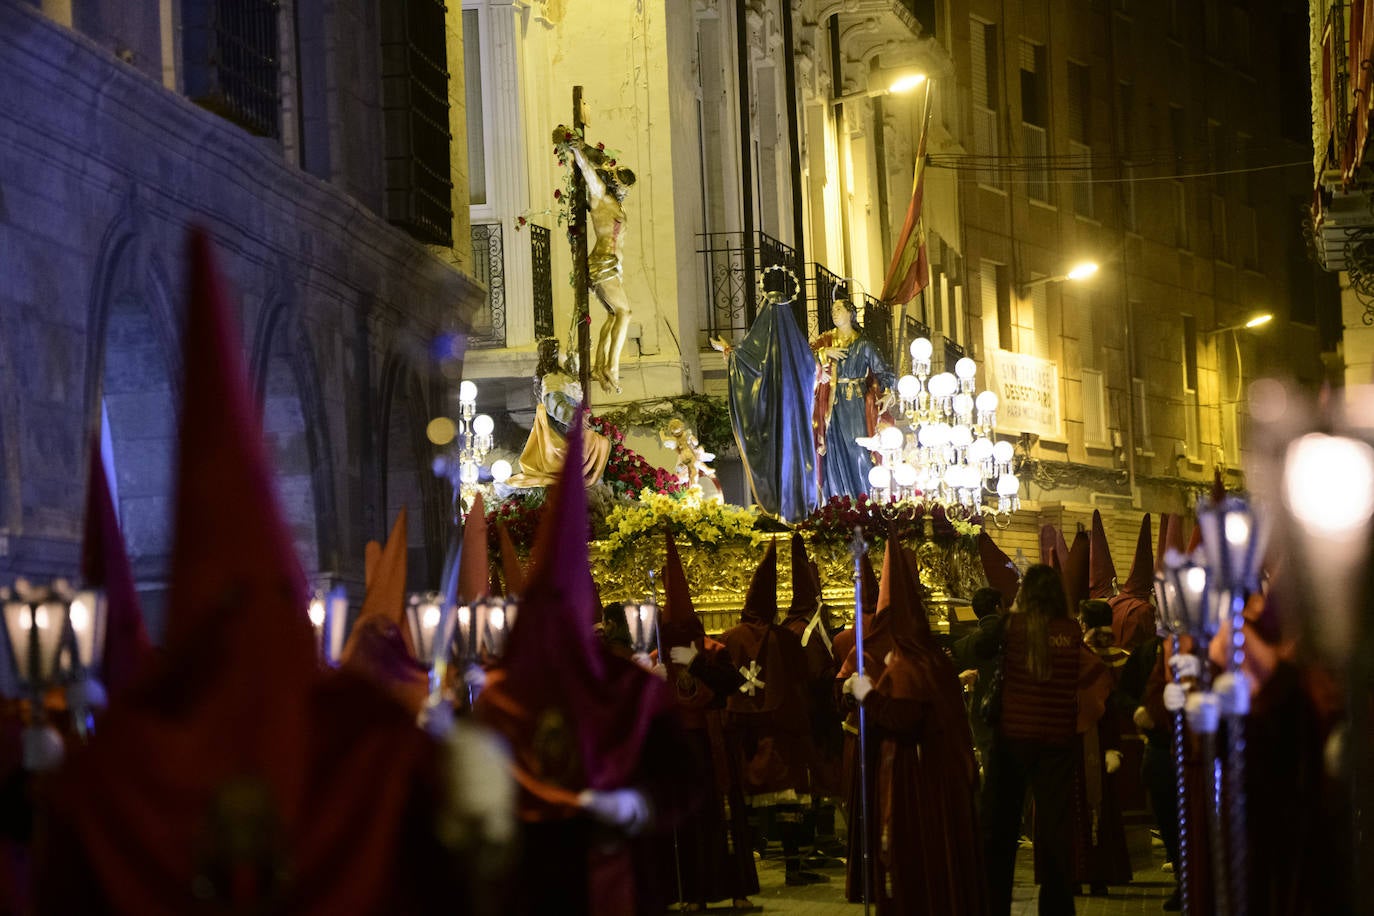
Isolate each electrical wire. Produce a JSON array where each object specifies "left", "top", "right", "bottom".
[{"left": 927, "top": 157, "right": 1309, "bottom": 184}]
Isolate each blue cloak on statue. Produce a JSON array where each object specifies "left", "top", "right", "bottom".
[{"left": 725, "top": 300, "right": 819, "bottom": 523}]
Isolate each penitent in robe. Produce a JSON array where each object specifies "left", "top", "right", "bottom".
[{"left": 725, "top": 300, "right": 819, "bottom": 523}]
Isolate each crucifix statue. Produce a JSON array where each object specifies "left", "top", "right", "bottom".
[{"left": 554, "top": 106, "right": 637, "bottom": 395}]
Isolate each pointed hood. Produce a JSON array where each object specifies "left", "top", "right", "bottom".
[
  {"left": 1185, "top": 520, "right": 1202, "bottom": 554},
  {"left": 1155, "top": 513, "right": 1172, "bottom": 574},
  {"left": 660, "top": 533, "right": 706, "bottom": 649},
  {"left": 861, "top": 550, "right": 879, "bottom": 615},
  {"left": 457, "top": 492, "right": 490, "bottom": 603},
  {"left": 740, "top": 541, "right": 779, "bottom": 626},
  {"left": 496, "top": 522, "right": 525, "bottom": 596},
  {"left": 1039, "top": 524, "right": 1061, "bottom": 567},
  {"left": 1164, "top": 514, "right": 1186, "bottom": 561},
  {"left": 785, "top": 533, "right": 822, "bottom": 621},
  {"left": 476, "top": 408, "right": 674, "bottom": 812},
  {"left": 977, "top": 531, "right": 1020, "bottom": 610},
  {"left": 1119, "top": 515, "right": 1154, "bottom": 596},
  {"left": 1088, "top": 510, "right": 1117, "bottom": 599},
  {"left": 342, "top": 508, "right": 410, "bottom": 659},
  {"left": 80, "top": 440, "right": 151, "bottom": 696},
  {"left": 1064, "top": 527, "right": 1091, "bottom": 613}
]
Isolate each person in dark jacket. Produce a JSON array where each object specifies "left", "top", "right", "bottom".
[
  {"left": 952, "top": 587, "right": 1006, "bottom": 776},
  {"left": 979, "top": 564, "right": 1109, "bottom": 916}
]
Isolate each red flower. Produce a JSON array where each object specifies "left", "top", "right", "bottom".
[
  {"left": 596, "top": 142, "right": 605, "bottom": 150},
  {"left": 553, "top": 189, "right": 563, "bottom": 200}
]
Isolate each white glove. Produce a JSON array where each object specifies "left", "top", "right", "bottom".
[
  {"left": 852, "top": 674, "right": 874, "bottom": 704},
  {"left": 437, "top": 721, "right": 516, "bottom": 850},
  {"left": 669, "top": 644, "right": 699, "bottom": 667},
  {"left": 419, "top": 695, "right": 456, "bottom": 740},
  {"left": 66, "top": 677, "right": 108, "bottom": 711},
  {"left": 1185, "top": 691, "right": 1221, "bottom": 735},
  {"left": 1169, "top": 653, "right": 1202, "bottom": 681},
  {"left": 1163, "top": 682, "right": 1188, "bottom": 713},
  {"left": 842, "top": 673, "right": 859, "bottom": 696},
  {"left": 21, "top": 725, "right": 63, "bottom": 772},
  {"left": 1104, "top": 750, "right": 1123, "bottom": 774},
  {"left": 578, "top": 788, "right": 652, "bottom": 835},
  {"left": 1214, "top": 671, "right": 1251, "bottom": 716},
  {"left": 1132, "top": 706, "right": 1155, "bottom": 731},
  {"left": 463, "top": 665, "right": 488, "bottom": 689}
]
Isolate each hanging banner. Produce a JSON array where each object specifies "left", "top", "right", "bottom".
[{"left": 988, "top": 349, "right": 1061, "bottom": 439}]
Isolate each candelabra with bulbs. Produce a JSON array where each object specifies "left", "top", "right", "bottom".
[
  {"left": 433, "top": 378, "right": 513, "bottom": 519},
  {"left": 875, "top": 336, "right": 1019, "bottom": 517}
]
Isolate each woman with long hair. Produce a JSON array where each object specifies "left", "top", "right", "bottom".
[{"left": 979, "top": 564, "right": 1108, "bottom": 915}]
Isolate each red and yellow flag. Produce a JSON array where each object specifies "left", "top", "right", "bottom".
[{"left": 880, "top": 103, "right": 932, "bottom": 306}]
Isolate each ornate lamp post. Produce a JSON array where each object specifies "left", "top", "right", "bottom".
[{"left": 307, "top": 584, "right": 349, "bottom": 667}]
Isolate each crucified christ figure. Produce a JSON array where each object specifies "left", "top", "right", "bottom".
[{"left": 554, "top": 125, "right": 637, "bottom": 394}]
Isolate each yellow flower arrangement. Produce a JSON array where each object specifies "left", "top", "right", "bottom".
[{"left": 601, "top": 488, "right": 764, "bottom": 559}]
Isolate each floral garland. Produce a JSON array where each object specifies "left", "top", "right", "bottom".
[
  {"left": 588, "top": 416, "right": 684, "bottom": 499},
  {"left": 485, "top": 490, "right": 547, "bottom": 557},
  {"left": 602, "top": 490, "right": 764, "bottom": 561},
  {"left": 794, "top": 494, "right": 983, "bottom": 545},
  {"left": 595, "top": 394, "right": 734, "bottom": 460},
  {"left": 550, "top": 126, "right": 624, "bottom": 241}
]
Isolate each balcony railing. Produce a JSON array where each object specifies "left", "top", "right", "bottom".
[
  {"left": 468, "top": 222, "right": 506, "bottom": 349},
  {"left": 530, "top": 224, "right": 554, "bottom": 340},
  {"left": 696, "top": 232, "right": 900, "bottom": 369},
  {"left": 1022, "top": 122, "right": 1050, "bottom": 203}
]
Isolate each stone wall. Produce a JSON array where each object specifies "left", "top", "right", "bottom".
[{"left": 0, "top": 4, "right": 483, "bottom": 638}]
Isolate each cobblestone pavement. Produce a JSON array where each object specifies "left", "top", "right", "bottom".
[{"left": 667, "top": 838, "right": 1177, "bottom": 915}]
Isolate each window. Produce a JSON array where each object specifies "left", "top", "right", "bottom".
[
  {"left": 983, "top": 261, "right": 1013, "bottom": 350},
  {"left": 972, "top": 18, "right": 1002, "bottom": 188},
  {"left": 1207, "top": 119, "right": 1225, "bottom": 173},
  {"left": 381, "top": 0, "right": 454, "bottom": 246},
  {"left": 183, "top": 0, "right": 282, "bottom": 137},
  {"left": 1241, "top": 206, "right": 1259, "bottom": 269},
  {"left": 1168, "top": 105, "right": 1186, "bottom": 175},
  {"left": 1132, "top": 377, "right": 1151, "bottom": 449},
  {"left": 1082, "top": 369, "right": 1109, "bottom": 447},
  {"left": 1067, "top": 62, "right": 1090, "bottom": 143},
  {"left": 1021, "top": 41, "right": 1050, "bottom": 202},
  {"left": 462, "top": 9, "right": 487, "bottom": 206},
  {"left": 1122, "top": 161, "right": 1138, "bottom": 232},
  {"left": 1030, "top": 283, "right": 1050, "bottom": 358},
  {"left": 1183, "top": 315, "right": 1201, "bottom": 459},
  {"left": 1173, "top": 181, "right": 1189, "bottom": 249},
  {"left": 1212, "top": 194, "right": 1229, "bottom": 261},
  {"left": 1020, "top": 40, "right": 1048, "bottom": 128},
  {"left": 1167, "top": 0, "right": 1183, "bottom": 40},
  {"left": 1204, "top": 0, "right": 1223, "bottom": 58},
  {"left": 972, "top": 19, "right": 1000, "bottom": 111},
  {"left": 1236, "top": 133, "right": 1254, "bottom": 203},
  {"left": 1115, "top": 81, "right": 1134, "bottom": 155},
  {"left": 1233, "top": 7, "right": 1252, "bottom": 70},
  {"left": 1071, "top": 142, "right": 1094, "bottom": 218}
]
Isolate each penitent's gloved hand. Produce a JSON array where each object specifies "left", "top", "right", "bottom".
[
  {"left": 851, "top": 674, "right": 875, "bottom": 704},
  {"left": 669, "top": 644, "right": 699, "bottom": 667},
  {"left": 578, "top": 788, "right": 652, "bottom": 836}
]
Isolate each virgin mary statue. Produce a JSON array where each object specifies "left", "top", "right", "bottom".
[{"left": 712, "top": 269, "right": 819, "bottom": 523}]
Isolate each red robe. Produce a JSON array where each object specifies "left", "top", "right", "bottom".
[{"left": 864, "top": 644, "right": 988, "bottom": 915}]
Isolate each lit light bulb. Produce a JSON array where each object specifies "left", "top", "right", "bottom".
[
  {"left": 459, "top": 380, "right": 478, "bottom": 404},
  {"left": 879, "top": 425, "right": 905, "bottom": 451},
  {"left": 69, "top": 598, "right": 89, "bottom": 632},
  {"left": 490, "top": 459, "right": 513, "bottom": 483},
  {"left": 928, "top": 373, "right": 957, "bottom": 398},
  {"left": 992, "top": 440, "right": 1015, "bottom": 464},
  {"left": 969, "top": 437, "right": 995, "bottom": 462},
  {"left": 868, "top": 465, "right": 892, "bottom": 490},
  {"left": 976, "top": 391, "right": 999, "bottom": 412},
  {"left": 897, "top": 375, "right": 921, "bottom": 400},
  {"left": 954, "top": 357, "right": 977, "bottom": 380},
  {"left": 472, "top": 414, "right": 495, "bottom": 437},
  {"left": 910, "top": 337, "right": 934, "bottom": 361},
  {"left": 948, "top": 425, "right": 974, "bottom": 449},
  {"left": 308, "top": 598, "right": 326, "bottom": 628},
  {"left": 954, "top": 392, "right": 974, "bottom": 417},
  {"left": 422, "top": 603, "right": 441, "bottom": 629},
  {"left": 996, "top": 473, "right": 1019, "bottom": 496},
  {"left": 1285, "top": 434, "right": 1374, "bottom": 535},
  {"left": 893, "top": 463, "right": 918, "bottom": 487}
]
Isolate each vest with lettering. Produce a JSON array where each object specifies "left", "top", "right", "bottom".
[{"left": 998, "top": 615, "right": 1080, "bottom": 744}]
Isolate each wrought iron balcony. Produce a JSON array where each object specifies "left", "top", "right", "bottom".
[{"left": 468, "top": 222, "right": 506, "bottom": 349}]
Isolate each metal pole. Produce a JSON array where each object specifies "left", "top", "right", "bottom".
[
  {"left": 850, "top": 529, "right": 871, "bottom": 916},
  {"left": 1170, "top": 634, "right": 1191, "bottom": 914},
  {"left": 570, "top": 86, "right": 591, "bottom": 404},
  {"left": 735, "top": 0, "right": 757, "bottom": 325},
  {"left": 1225, "top": 590, "right": 1248, "bottom": 915}
]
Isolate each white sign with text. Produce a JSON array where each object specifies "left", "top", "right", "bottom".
[{"left": 988, "top": 349, "right": 1061, "bottom": 439}]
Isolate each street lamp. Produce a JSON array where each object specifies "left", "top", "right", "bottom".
[
  {"left": 1205, "top": 312, "right": 1273, "bottom": 336},
  {"left": 828, "top": 67, "right": 927, "bottom": 105},
  {"left": 1019, "top": 260, "right": 1100, "bottom": 295}
]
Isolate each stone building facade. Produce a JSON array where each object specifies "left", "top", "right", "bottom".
[{"left": 1, "top": 1, "right": 484, "bottom": 636}]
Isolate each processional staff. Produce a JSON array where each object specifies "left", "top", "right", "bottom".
[
  {"left": 569, "top": 86, "right": 592, "bottom": 404},
  {"left": 850, "top": 527, "right": 872, "bottom": 916}
]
